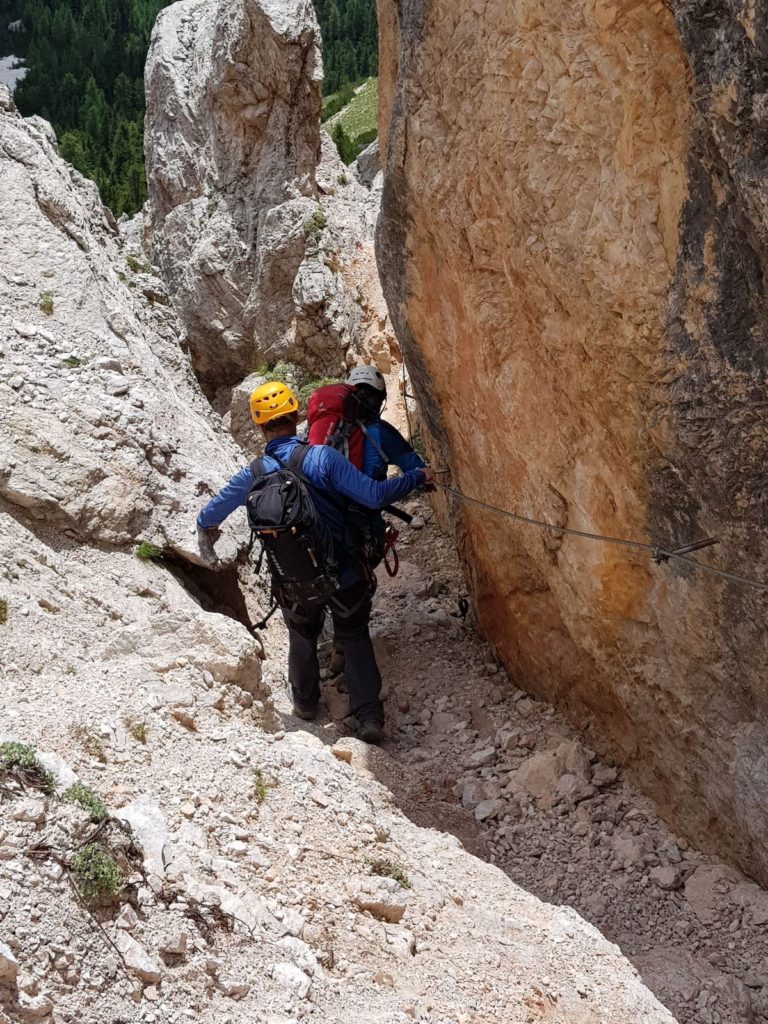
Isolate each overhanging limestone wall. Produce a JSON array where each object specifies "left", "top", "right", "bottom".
[{"left": 376, "top": 0, "right": 768, "bottom": 884}]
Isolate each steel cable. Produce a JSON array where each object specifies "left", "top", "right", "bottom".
[{"left": 436, "top": 483, "right": 768, "bottom": 594}]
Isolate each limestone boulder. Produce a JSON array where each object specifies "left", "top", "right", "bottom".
[
  {"left": 145, "top": 0, "right": 396, "bottom": 387},
  {"left": 376, "top": 0, "right": 768, "bottom": 885}
]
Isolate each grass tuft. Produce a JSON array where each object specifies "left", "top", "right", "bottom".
[
  {"left": 122, "top": 717, "right": 148, "bottom": 744},
  {"left": 251, "top": 768, "right": 267, "bottom": 804},
  {"left": 69, "top": 724, "right": 107, "bottom": 763},
  {"left": 63, "top": 782, "right": 107, "bottom": 823},
  {"left": 135, "top": 541, "right": 163, "bottom": 562},
  {"left": 72, "top": 844, "right": 123, "bottom": 905},
  {"left": 39, "top": 291, "right": 54, "bottom": 315},
  {"left": 62, "top": 356, "right": 83, "bottom": 368},
  {"left": 126, "top": 254, "right": 151, "bottom": 274},
  {"left": 367, "top": 857, "right": 412, "bottom": 889}
]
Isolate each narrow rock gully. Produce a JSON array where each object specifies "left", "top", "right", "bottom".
[{"left": 261, "top": 495, "right": 768, "bottom": 1024}]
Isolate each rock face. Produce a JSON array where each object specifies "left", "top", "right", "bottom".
[
  {"left": 0, "top": 86, "right": 264, "bottom": 700},
  {"left": 0, "top": 86, "right": 677, "bottom": 1024},
  {"left": 145, "top": 0, "right": 396, "bottom": 388},
  {"left": 376, "top": 0, "right": 768, "bottom": 884}
]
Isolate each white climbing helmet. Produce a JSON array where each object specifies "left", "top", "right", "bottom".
[{"left": 347, "top": 365, "right": 386, "bottom": 393}]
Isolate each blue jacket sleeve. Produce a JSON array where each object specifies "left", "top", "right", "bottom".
[
  {"left": 317, "top": 447, "right": 425, "bottom": 509},
  {"left": 197, "top": 465, "right": 254, "bottom": 528},
  {"left": 362, "top": 421, "right": 426, "bottom": 478}
]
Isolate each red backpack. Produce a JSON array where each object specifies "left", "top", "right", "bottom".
[{"left": 306, "top": 383, "right": 366, "bottom": 467}]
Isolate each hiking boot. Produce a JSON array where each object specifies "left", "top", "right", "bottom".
[
  {"left": 329, "top": 645, "right": 345, "bottom": 676},
  {"left": 292, "top": 701, "right": 319, "bottom": 722},
  {"left": 359, "top": 720, "right": 384, "bottom": 745}
]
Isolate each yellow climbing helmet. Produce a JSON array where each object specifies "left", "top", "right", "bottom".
[{"left": 249, "top": 380, "right": 299, "bottom": 426}]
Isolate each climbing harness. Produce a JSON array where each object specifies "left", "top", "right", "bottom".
[{"left": 436, "top": 483, "right": 768, "bottom": 594}]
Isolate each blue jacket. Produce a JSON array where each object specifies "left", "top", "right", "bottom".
[
  {"left": 197, "top": 436, "right": 426, "bottom": 586},
  {"left": 362, "top": 420, "right": 425, "bottom": 480}
]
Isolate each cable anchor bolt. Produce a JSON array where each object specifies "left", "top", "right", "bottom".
[{"left": 652, "top": 537, "right": 718, "bottom": 564}]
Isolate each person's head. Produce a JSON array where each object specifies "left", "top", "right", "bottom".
[
  {"left": 347, "top": 365, "right": 386, "bottom": 421},
  {"left": 250, "top": 381, "right": 300, "bottom": 439}
]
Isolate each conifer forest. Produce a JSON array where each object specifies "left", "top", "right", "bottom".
[{"left": 0, "top": 0, "right": 377, "bottom": 215}]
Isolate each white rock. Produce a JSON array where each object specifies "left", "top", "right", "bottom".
[
  {"left": 115, "top": 905, "right": 140, "bottom": 931},
  {"left": 161, "top": 932, "right": 188, "bottom": 956},
  {"left": 0, "top": 940, "right": 18, "bottom": 986},
  {"left": 353, "top": 878, "right": 408, "bottom": 924},
  {"left": 113, "top": 795, "right": 169, "bottom": 877},
  {"left": 18, "top": 993, "right": 54, "bottom": 1020},
  {"left": 270, "top": 962, "right": 311, "bottom": 998},
  {"left": 114, "top": 931, "right": 163, "bottom": 984},
  {"left": 474, "top": 798, "right": 506, "bottom": 823}
]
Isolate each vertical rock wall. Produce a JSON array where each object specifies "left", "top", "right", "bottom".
[{"left": 376, "top": 0, "right": 768, "bottom": 883}]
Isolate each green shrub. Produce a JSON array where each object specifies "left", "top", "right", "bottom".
[
  {"left": 303, "top": 209, "right": 328, "bottom": 244},
  {"left": 135, "top": 541, "right": 163, "bottom": 562},
  {"left": 62, "top": 356, "right": 83, "bottom": 368},
  {"left": 72, "top": 844, "right": 123, "bottom": 904},
  {"left": 63, "top": 783, "right": 107, "bottom": 823},
  {"left": 367, "top": 857, "right": 412, "bottom": 889},
  {"left": 1, "top": 741, "right": 39, "bottom": 772},
  {"left": 261, "top": 360, "right": 342, "bottom": 410},
  {"left": 126, "top": 254, "right": 151, "bottom": 274},
  {"left": 39, "top": 291, "right": 54, "bottom": 315},
  {"left": 0, "top": 598, "right": 6, "bottom": 625},
  {"left": 251, "top": 768, "right": 267, "bottom": 804},
  {"left": 0, "top": 741, "right": 55, "bottom": 793}
]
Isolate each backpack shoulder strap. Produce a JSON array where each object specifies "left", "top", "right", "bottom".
[
  {"left": 284, "top": 443, "right": 349, "bottom": 515},
  {"left": 249, "top": 456, "right": 266, "bottom": 480},
  {"left": 287, "top": 443, "right": 310, "bottom": 474},
  {"left": 358, "top": 420, "right": 389, "bottom": 464}
]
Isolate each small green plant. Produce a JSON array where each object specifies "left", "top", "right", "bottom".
[
  {"left": 69, "top": 724, "right": 107, "bottom": 763},
  {"left": 206, "top": 189, "right": 219, "bottom": 217},
  {"left": 135, "top": 541, "right": 163, "bottom": 562},
  {"left": 1, "top": 741, "right": 39, "bottom": 772},
  {"left": 259, "top": 360, "right": 342, "bottom": 410},
  {"left": 39, "top": 291, "right": 54, "bottom": 315},
  {"left": 71, "top": 844, "right": 123, "bottom": 904},
  {"left": 251, "top": 768, "right": 267, "bottom": 805},
  {"left": 62, "top": 356, "right": 83, "bottom": 368},
  {"left": 63, "top": 783, "right": 107, "bottom": 823},
  {"left": 126, "top": 254, "right": 151, "bottom": 274},
  {"left": 0, "top": 598, "right": 6, "bottom": 625},
  {"left": 411, "top": 429, "right": 427, "bottom": 461},
  {"left": 303, "top": 209, "right": 327, "bottom": 244},
  {"left": 123, "top": 717, "right": 147, "bottom": 744},
  {"left": 337, "top": 172, "right": 349, "bottom": 186},
  {"left": 367, "top": 858, "right": 411, "bottom": 889},
  {"left": 0, "top": 741, "right": 55, "bottom": 793},
  {"left": 252, "top": 362, "right": 270, "bottom": 378},
  {"left": 117, "top": 271, "right": 127, "bottom": 282}
]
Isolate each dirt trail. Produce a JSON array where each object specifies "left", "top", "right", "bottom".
[{"left": 263, "top": 485, "right": 768, "bottom": 1024}]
